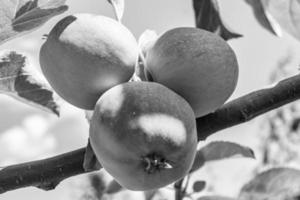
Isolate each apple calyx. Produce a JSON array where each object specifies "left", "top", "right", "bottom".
[{"left": 142, "top": 154, "right": 173, "bottom": 174}]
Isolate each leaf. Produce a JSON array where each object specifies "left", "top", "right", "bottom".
[
  {"left": 239, "top": 167, "right": 300, "bottom": 200},
  {"left": 262, "top": 0, "right": 300, "bottom": 41},
  {"left": 85, "top": 110, "right": 94, "bottom": 124},
  {"left": 105, "top": 179, "right": 123, "bottom": 194},
  {"left": 193, "top": 180, "right": 206, "bottom": 193},
  {"left": 193, "top": 0, "right": 242, "bottom": 40},
  {"left": 190, "top": 141, "right": 255, "bottom": 173},
  {"left": 107, "top": 0, "right": 125, "bottom": 22},
  {"left": 138, "top": 29, "right": 158, "bottom": 57},
  {"left": 144, "top": 190, "right": 158, "bottom": 200},
  {"left": 198, "top": 196, "right": 236, "bottom": 200},
  {"left": 89, "top": 173, "right": 107, "bottom": 200},
  {"left": 135, "top": 29, "right": 158, "bottom": 81},
  {"left": 245, "top": 0, "right": 282, "bottom": 36},
  {"left": 246, "top": 0, "right": 300, "bottom": 41},
  {"left": 83, "top": 140, "right": 102, "bottom": 172},
  {"left": 0, "top": 51, "right": 60, "bottom": 115},
  {"left": 0, "top": 0, "right": 68, "bottom": 45}
]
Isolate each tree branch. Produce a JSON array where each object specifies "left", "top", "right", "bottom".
[
  {"left": 1, "top": 74, "right": 300, "bottom": 194},
  {"left": 0, "top": 148, "right": 88, "bottom": 193},
  {"left": 197, "top": 74, "right": 300, "bottom": 140}
]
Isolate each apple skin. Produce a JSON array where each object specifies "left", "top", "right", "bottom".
[
  {"left": 145, "top": 27, "right": 239, "bottom": 117},
  {"left": 89, "top": 81, "right": 197, "bottom": 191},
  {"left": 39, "top": 14, "right": 138, "bottom": 109}
]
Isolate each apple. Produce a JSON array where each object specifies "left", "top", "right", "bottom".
[
  {"left": 145, "top": 27, "right": 239, "bottom": 117},
  {"left": 89, "top": 81, "right": 197, "bottom": 190},
  {"left": 39, "top": 13, "right": 138, "bottom": 109}
]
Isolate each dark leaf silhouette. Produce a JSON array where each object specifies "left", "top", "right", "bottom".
[
  {"left": 0, "top": 51, "right": 60, "bottom": 115},
  {"left": 193, "top": 0, "right": 242, "bottom": 40},
  {"left": 193, "top": 180, "right": 206, "bottom": 193}
]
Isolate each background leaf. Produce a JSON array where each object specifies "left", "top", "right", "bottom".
[
  {"left": 190, "top": 141, "right": 255, "bottom": 173},
  {"left": 87, "top": 173, "right": 107, "bottom": 200},
  {"left": 0, "top": 51, "right": 60, "bottom": 115},
  {"left": 105, "top": 179, "right": 123, "bottom": 194},
  {"left": 193, "top": 0, "right": 242, "bottom": 40},
  {"left": 0, "top": 0, "right": 68, "bottom": 45},
  {"left": 107, "top": 0, "right": 124, "bottom": 22},
  {"left": 263, "top": 0, "right": 300, "bottom": 41},
  {"left": 246, "top": 0, "right": 300, "bottom": 41},
  {"left": 193, "top": 180, "right": 206, "bottom": 193},
  {"left": 144, "top": 190, "right": 158, "bottom": 200},
  {"left": 245, "top": 0, "right": 282, "bottom": 36},
  {"left": 240, "top": 168, "right": 300, "bottom": 200}
]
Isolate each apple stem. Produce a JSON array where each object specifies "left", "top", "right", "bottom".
[
  {"left": 138, "top": 49, "right": 147, "bottom": 69},
  {"left": 132, "top": 49, "right": 148, "bottom": 82}
]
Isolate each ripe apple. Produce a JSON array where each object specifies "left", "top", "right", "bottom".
[
  {"left": 145, "top": 27, "right": 239, "bottom": 117},
  {"left": 89, "top": 81, "right": 197, "bottom": 191},
  {"left": 39, "top": 14, "right": 138, "bottom": 109}
]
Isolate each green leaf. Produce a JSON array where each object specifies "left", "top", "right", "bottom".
[
  {"left": 0, "top": 51, "right": 60, "bottom": 115},
  {"left": 190, "top": 141, "right": 255, "bottom": 173},
  {"left": 0, "top": 0, "right": 68, "bottom": 45},
  {"left": 240, "top": 168, "right": 300, "bottom": 200},
  {"left": 193, "top": 0, "right": 242, "bottom": 40},
  {"left": 107, "top": 0, "right": 124, "bottom": 22}
]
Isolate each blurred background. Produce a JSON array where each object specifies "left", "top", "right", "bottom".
[{"left": 1, "top": 0, "right": 300, "bottom": 199}]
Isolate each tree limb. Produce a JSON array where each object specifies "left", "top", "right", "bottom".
[
  {"left": 1, "top": 74, "right": 300, "bottom": 194},
  {"left": 0, "top": 148, "right": 88, "bottom": 193},
  {"left": 197, "top": 74, "right": 300, "bottom": 140}
]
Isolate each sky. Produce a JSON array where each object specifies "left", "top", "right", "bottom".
[{"left": 1, "top": 0, "right": 300, "bottom": 199}]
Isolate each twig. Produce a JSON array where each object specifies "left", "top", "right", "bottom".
[
  {"left": 1, "top": 74, "right": 300, "bottom": 193},
  {"left": 174, "top": 179, "right": 184, "bottom": 200},
  {"left": 174, "top": 176, "right": 191, "bottom": 200}
]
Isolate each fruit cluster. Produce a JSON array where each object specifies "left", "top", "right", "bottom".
[{"left": 39, "top": 13, "right": 238, "bottom": 191}]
